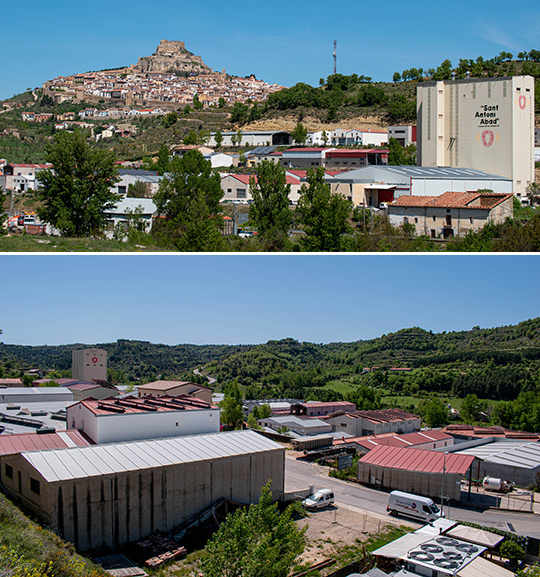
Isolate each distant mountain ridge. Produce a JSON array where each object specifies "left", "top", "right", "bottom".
[{"left": 1, "top": 318, "right": 540, "bottom": 387}]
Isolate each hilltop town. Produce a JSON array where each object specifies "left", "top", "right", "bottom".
[{"left": 42, "top": 39, "right": 284, "bottom": 109}]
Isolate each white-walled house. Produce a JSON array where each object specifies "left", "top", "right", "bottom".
[
  {"left": 66, "top": 395, "right": 220, "bottom": 444},
  {"left": 103, "top": 198, "right": 157, "bottom": 238},
  {"left": 220, "top": 173, "right": 302, "bottom": 204}
]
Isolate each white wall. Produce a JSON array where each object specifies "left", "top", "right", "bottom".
[{"left": 68, "top": 403, "right": 221, "bottom": 443}]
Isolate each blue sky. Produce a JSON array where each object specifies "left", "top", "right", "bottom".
[
  {"left": 0, "top": 255, "right": 538, "bottom": 346},
  {"left": 1, "top": 0, "right": 539, "bottom": 99}
]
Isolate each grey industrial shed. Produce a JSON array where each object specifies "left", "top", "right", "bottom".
[{"left": 0, "top": 430, "right": 285, "bottom": 552}]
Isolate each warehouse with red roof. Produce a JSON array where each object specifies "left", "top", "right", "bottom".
[{"left": 357, "top": 445, "right": 476, "bottom": 501}]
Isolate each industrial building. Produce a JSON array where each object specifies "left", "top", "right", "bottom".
[
  {"left": 0, "top": 378, "right": 23, "bottom": 387},
  {"left": 291, "top": 401, "right": 356, "bottom": 417},
  {"left": 325, "top": 409, "right": 421, "bottom": 437},
  {"left": 136, "top": 380, "right": 213, "bottom": 404},
  {"left": 330, "top": 165, "right": 512, "bottom": 207},
  {"left": 334, "top": 430, "right": 454, "bottom": 453},
  {"left": 66, "top": 381, "right": 119, "bottom": 402},
  {"left": 258, "top": 415, "right": 332, "bottom": 437},
  {"left": 357, "top": 445, "right": 475, "bottom": 501},
  {"left": 0, "top": 429, "right": 285, "bottom": 552},
  {"left": 441, "top": 437, "right": 540, "bottom": 487},
  {"left": 388, "top": 191, "right": 514, "bottom": 238},
  {"left": 417, "top": 75, "right": 535, "bottom": 197},
  {"left": 72, "top": 349, "right": 107, "bottom": 382},
  {"left": 67, "top": 395, "right": 220, "bottom": 444}
]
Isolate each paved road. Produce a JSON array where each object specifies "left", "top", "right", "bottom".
[
  {"left": 285, "top": 453, "right": 540, "bottom": 539},
  {"left": 193, "top": 368, "right": 217, "bottom": 385}
]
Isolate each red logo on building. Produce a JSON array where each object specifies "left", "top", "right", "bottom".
[
  {"left": 518, "top": 95, "right": 527, "bottom": 110},
  {"left": 482, "top": 130, "right": 495, "bottom": 147},
  {"left": 92, "top": 356, "right": 98, "bottom": 364}
]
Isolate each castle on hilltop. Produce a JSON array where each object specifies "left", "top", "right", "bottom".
[{"left": 134, "top": 39, "right": 211, "bottom": 76}]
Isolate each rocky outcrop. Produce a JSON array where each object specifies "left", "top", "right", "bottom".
[{"left": 135, "top": 40, "right": 211, "bottom": 76}]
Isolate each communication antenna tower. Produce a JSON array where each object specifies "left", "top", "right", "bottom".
[{"left": 333, "top": 41, "right": 337, "bottom": 74}]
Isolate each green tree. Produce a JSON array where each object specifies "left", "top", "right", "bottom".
[
  {"left": 161, "top": 111, "right": 178, "bottom": 128},
  {"left": 393, "top": 72, "right": 402, "bottom": 82},
  {"left": 175, "top": 192, "right": 226, "bottom": 252},
  {"left": 247, "top": 412, "right": 260, "bottom": 429},
  {"left": 418, "top": 397, "right": 449, "bottom": 427},
  {"left": 156, "top": 144, "right": 170, "bottom": 174},
  {"left": 388, "top": 137, "right": 416, "bottom": 165},
  {"left": 322, "top": 130, "right": 329, "bottom": 145},
  {"left": 218, "top": 97, "right": 226, "bottom": 108},
  {"left": 214, "top": 129, "right": 224, "bottom": 149},
  {"left": 127, "top": 180, "right": 151, "bottom": 198},
  {"left": 249, "top": 161, "right": 292, "bottom": 251},
  {"left": 296, "top": 167, "right": 352, "bottom": 251},
  {"left": 259, "top": 404, "right": 272, "bottom": 418},
  {"left": 201, "top": 482, "right": 306, "bottom": 577},
  {"left": 460, "top": 394, "right": 486, "bottom": 424},
  {"left": 184, "top": 130, "right": 198, "bottom": 145},
  {"left": 220, "top": 380, "right": 244, "bottom": 429},
  {"left": 193, "top": 93, "right": 204, "bottom": 110},
  {"left": 153, "top": 150, "right": 223, "bottom": 247},
  {"left": 37, "top": 130, "right": 120, "bottom": 237},
  {"left": 291, "top": 122, "right": 308, "bottom": 145}
]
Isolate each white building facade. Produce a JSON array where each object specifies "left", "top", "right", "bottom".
[{"left": 417, "top": 75, "right": 535, "bottom": 197}]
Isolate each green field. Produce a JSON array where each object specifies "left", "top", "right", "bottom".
[{"left": 0, "top": 235, "right": 167, "bottom": 252}]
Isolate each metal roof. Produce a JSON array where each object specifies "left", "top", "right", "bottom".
[
  {"left": 107, "top": 198, "right": 157, "bottom": 215},
  {"left": 454, "top": 440, "right": 540, "bottom": 469},
  {"left": 359, "top": 445, "right": 475, "bottom": 474},
  {"left": 333, "top": 165, "right": 511, "bottom": 181},
  {"left": 0, "top": 431, "right": 90, "bottom": 456},
  {"left": 21, "top": 430, "right": 282, "bottom": 482}
]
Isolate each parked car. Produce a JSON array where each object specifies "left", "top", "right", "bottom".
[
  {"left": 302, "top": 489, "right": 335, "bottom": 510},
  {"left": 387, "top": 490, "right": 443, "bottom": 522}
]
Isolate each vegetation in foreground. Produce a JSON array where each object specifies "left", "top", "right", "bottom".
[{"left": 0, "top": 492, "right": 106, "bottom": 577}]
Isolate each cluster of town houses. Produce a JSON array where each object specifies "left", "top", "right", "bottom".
[{"left": 43, "top": 68, "right": 283, "bottom": 107}]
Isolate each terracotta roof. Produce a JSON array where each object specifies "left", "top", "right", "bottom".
[
  {"left": 0, "top": 379, "right": 23, "bottom": 387},
  {"left": 391, "top": 192, "right": 513, "bottom": 209},
  {"left": 359, "top": 445, "right": 475, "bottom": 474},
  {"left": 137, "top": 380, "right": 202, "bottom": 391},
  {"left": 335, "top": 430, "right": 452, "bottom": 449},
  {"left": 232, "top": 174, "right": 300, "bottom": 185},
  {"left": 76, "top": 394, "right": 216, "bottom": 416},
  {"left": 342, "top": 408, "right": 420, "bottom": 424},
  {"left": 0, "top": 431, "right": 91, "bottom": 456}
]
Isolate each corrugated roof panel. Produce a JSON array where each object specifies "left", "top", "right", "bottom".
[
  {"left": 359, "top": 445, "right": 474, "bottom": 474},
  {"left": 20, "top": 430, "right": 281, "bottom": 482}
]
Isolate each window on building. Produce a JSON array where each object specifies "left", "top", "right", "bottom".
[
  {"left": 470, "top": 218, "right": 474, "bottom": 224},
  {"left": 236, "top": 189, "right": 247, "bottom": 199},
  {"left": 30, "top": 477, "right": 40, "bottom": 495},
  {"left": 414, "top": 217, "right": 418, "bottom": 223},
  {"left": 5, "top": 464, "right": 13, "bottom": 479},
  {"left": 432, "top": 216, "right": 436, "bottom": 222},
  {"left": 118, "top": 186, "right": 127, "bottom": 195},
  {"left": 431, "top": 230, "right": 436, "bottom": 238}
]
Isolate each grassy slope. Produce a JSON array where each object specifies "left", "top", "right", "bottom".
[{"left": 0, "top": 492, "right": 106, "bottom": 577}]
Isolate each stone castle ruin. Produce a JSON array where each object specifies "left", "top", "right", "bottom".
[{"left": 135, "top": 39, "right": 211, "bottom": 76}]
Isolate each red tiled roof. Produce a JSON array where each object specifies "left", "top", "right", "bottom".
[
  {"left": 78, "top": 394, "right": 216, "bottom": 416},
  {"left": 391, "top": 192, "right": 513, "bottom": 210},
  {"left": 335, "top": 430, "right": 451, "bottom": 449},
  {"left": 0, "top": 431, "right": 91, "bottom": 456},
  {"left": 344, "top": 408, "right": 419, "bottom": 424},
  {"left": 0, "top": 379, "right": 23, "bottom": 386},
  {"left": 359, "top": 445, "right": 475, "bottom": 474}
]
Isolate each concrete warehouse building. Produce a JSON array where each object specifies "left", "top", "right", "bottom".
[
  {"left": 440, "top": 437, "right": 540, "bottom": 488},
  {"left": 0, "top": 430, "right": 285, "bottom": 552},
  {"left": 330, "top": 165, "right": 512, "bottom": 207},
  {"left": 325, "top": 409, "right": 421, "bottom": 437},
  {"left": 136, "top": 380, "right": 213, "bottom": 404},
  {"left": 417, "top": 75, "right": 535, "bottom": 197},
  {"left": 357, "top": 445, "right": 475, "bottom": 501},
  {"left": 67, "top": 395, "right": 220, "bottom": 444},
  {"left": 72, "top": 349, "right": 107, "bottom": 382}
]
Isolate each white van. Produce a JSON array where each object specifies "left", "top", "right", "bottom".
[
  {"left": 302, "top": 489, "right": 335, "bottom": 510},
  {"left": 387, "top": 490, "right": 443, "bottom": 522}
]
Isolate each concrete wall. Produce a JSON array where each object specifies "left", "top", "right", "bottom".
[
  {"left": 328, "top": 415, "right": 421, "bottom": 437},
  {"left": 357, "top": 463, "right": 463, "bottom": 501},
  {"left": 1, "top": 446, "right": 285, "bottom": 552},
  {"left": 469, "top": 459, "right": 539, "bottom": 488},
  {"left": 67, "top": 403, "right": 220, "bottom": 444},
  {"left": 418, "top": 76, "right": 535, "bottom": 196},
  {"left": 389, "top": 198, "right": 514, "bottom": 237},
  {"left": 72, "top": 349, "right": 107, "bottom": 382}
]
